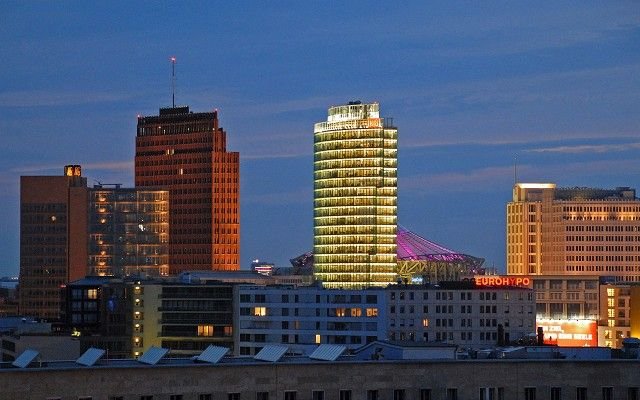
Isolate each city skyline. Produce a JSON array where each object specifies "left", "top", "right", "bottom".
[{"left": 1, "top": 2, "right": 639, "bottom": 277}]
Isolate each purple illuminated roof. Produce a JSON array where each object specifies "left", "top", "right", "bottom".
[
  {"left": 397, "top": 225, "right": 469, "bottom": 262},
  {"left": 291, "top": 226, "right": 484, "bottom": 271}
]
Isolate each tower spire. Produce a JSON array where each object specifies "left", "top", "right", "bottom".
[{"left": 170, "top": 56, "right": 176, "bottom": 108}]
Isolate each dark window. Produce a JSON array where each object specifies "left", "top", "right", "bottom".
[
  {"left": 367, "top": 390, "right": 378, "bottom": 400},
  {"left": 550, "top": 388, "right": 561, "bottom": 400},
  {"left": 447, "top": 388, "right": 458, "bottom": 400},
  {"left": 169, "top": 396, "right": 183, "bottom": 400},
  {"left": 284, "top": 392, "right": 296, "bottom": 400},
  {"left": 140, "top": 397, "right": 153, "bottom": 400},
  {"left": 524, "top": 388, "right": 536, "bottom": 400},
  {"left": 420, "top": 389, "right": 431, "bottom": 400},
  {"left": 340, "top": 390, "right": 352, "bottom": 400},
  {"left": 199, "top": 395, "right": 213, "bottom": 400},
  {"left": 602, "top": 387, "right": 613, "bottom": 400},
  {"left": 394, "top": 389, "right": 405, "bottom": 400},
  {"left": 629, "top": 388, "right": 639, "bottom": 400},
  {"left": 480, "top": 388, "right": 497, "bottom": 400},
  {"left": 228, "top": 394, "right": 240, "bottom": 400},
  {"left": 576, "top": 387, "right": 587, "bottom": 400},
  {"left": 256, "top": 392, "right": 269, "bottom": 400},
  {"left": 312, "top": 391, "right": 324, "bottom": 400}
]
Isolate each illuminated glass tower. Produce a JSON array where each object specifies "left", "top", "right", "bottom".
[{"left": 313, "top": 101, "right": 398, "bottom": 288}]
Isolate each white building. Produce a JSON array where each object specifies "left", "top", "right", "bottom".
[
  {"left": 386, "top": 283, "right": 536, "bottom": 348},
  {"left": 234, "top": 285, "right": 386, "bottom": 356}
]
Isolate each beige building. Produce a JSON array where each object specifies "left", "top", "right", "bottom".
[
  {"left": 507, "top": 183, "right": 640, "bottom": 281},
  {"left": 597, "top": 283, "right": 640, "bottom": 349}
]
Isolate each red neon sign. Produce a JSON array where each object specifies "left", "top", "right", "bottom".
[{"left": 474, "top": 276, "right": 531, "bottom": 287}]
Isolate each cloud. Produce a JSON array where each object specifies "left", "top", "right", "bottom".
[
  {"left": 242, "top": 152, "right": 310, "bottom": 160},
  {"left": 10, "top": 161, "right": 132, "bottom": 174},
  {"left": 244, "top": 187, "right": 310, "bottom": 205},
  {"left": 526, "top": 143, "right": 640, "bottom": 154},
  {"left": 402, "top": 165, "right": 516, "bottom": 193},
  {"left": 0, "top": 90, "right": 135, "bottom": 108},
  {"left": 402, "top": 157, "right": 640, "bottom": 195}
]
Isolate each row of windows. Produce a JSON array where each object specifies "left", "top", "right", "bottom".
[
  {"left": 94, "top": 386, "right": 635, "bottom": 400},
  {"left": 567, "top": 235, "right": 640, "bottom": 242},
  {"left": 137, "top": 120, "right": 215, "bottom": 136},
  {"left": 136, "top": 156, "right": 237, "bottom": 173}
]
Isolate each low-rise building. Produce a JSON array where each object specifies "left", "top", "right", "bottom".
[
  {"left": 386, "top": 282, "right": 536, "bottom": 348},
  {"left": 1, "top": 349, "right": 639, "bottom": 400},
  {"left": 62, "top": 277, "right": 133, "bottom": 358},
  {"left": 135, "top": 281, "right": 234, "bottom": 357},
  {"left": 235, "top": 285, "right": 385, "bottom": 356}
]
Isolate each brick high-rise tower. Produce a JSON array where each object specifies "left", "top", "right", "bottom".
[
  {"left": 135, "top": 106, "right": 240, "bottom": 273},
  {"left": 19, "top": 165, "right": 88, "bottom": 320}
]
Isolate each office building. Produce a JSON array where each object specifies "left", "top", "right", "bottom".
[
  {"left": 135, "top": 106, "right": 240, "bottom": 274},
  {"left": 235, "top": 285, "right": 385, "bottom": 356},
  {"left": 134, "top": 281, "right": 234, "bottom": 357},
  {"left": 386, "top": 283, "right": 536, "bottom": 347},
  {"left": 62, "top": 277, "right": 133, "bottom": 358},
  {"left": 507, "top": 183, "right": 640, "bottom": 281},
  {"left": 19, "top": 165, "right": 88, "bottom": 320},
  {"left": 313, "top": 102, "right": 398, "bottom": 288},
  {"left": 596, "top": 283, "right": 640, "bottom": 349},
  {"left": 88, "top": 185, "right": 169, "bottom": 277}
]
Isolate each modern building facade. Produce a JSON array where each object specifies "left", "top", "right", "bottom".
[
  {"left": 135, "top": 106, "right": 240, "bottom": 274},
  {"left": 88, "top": 185, "right": 169, "bottom": 277},
  {"left": 313, "top": 102, "right": 398, "bottom": 288},
  {"left": 531, "top": 275, "right": 600, "bottom": 321},
  {"left": 134, "top": 281, "right": 234, "bottom": 357},
  {"left": 235, "top": 282, "right": 537, "bottom": 356},
  {"left": 596, "top": 282, "right": 640, "bottom": 349},
  {"left": 19, "top": 165, "right": 88, "bottom": 321},
  {"left": 235, "top": 285, "right": 386, "bottom": 356},
  {"left": 507, "top": 183, "right": 640, "bottom": 281},
  {"left": 386, "top": 283, "right": 536, "bottom": 348},
  {"left": 61, "top": 277, "right": 133, "bottom": 358}
]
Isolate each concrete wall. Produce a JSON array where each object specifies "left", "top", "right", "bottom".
[{"left": 0, "top": 359, "right": 639, "bottom": 400}]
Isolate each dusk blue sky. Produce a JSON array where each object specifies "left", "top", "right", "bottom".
[{"left": 1, "top": 2, "right": 639, "bottom": 277}]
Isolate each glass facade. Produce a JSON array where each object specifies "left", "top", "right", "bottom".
[
  {"left": 89, "top": 188, "right": 169, "bottom": 277},
  {"left": 313, "top": 102, "right": 398, "bottom": 288}
]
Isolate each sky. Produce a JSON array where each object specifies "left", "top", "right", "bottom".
[{"left": 0, "top": 1, "right": 639, "bottom": 277}]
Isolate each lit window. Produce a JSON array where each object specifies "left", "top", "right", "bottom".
[
  {"left": 366, "top": 308, "right": 378, "bottom": 317},
  {"left": 351, "top": 308, "right": 362, "bottom": 317},
  {"left": 607, "top": 288, "right": 615, "bottom": 297},
  {"left": 87, "top": 289, "right": 98, "bottom": 299},
  {"left": 336, "top": 308, "right": 346, "bottom": 317},
  {"left": 422, "top": 319, "right": 429, "bottom": 327},
  {"left": 198, "top": 325, "right": 214, "bottom": 337},
  {"left": 315, "top": 334, "right": 321, "bottom": 344},
  {"left": 253, "top": 307, "right": 267, "bottom": 316}
]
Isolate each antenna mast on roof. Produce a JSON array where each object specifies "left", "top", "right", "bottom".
[{"left": 170, "top": 56, "right": 177, "bottom": 108}]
